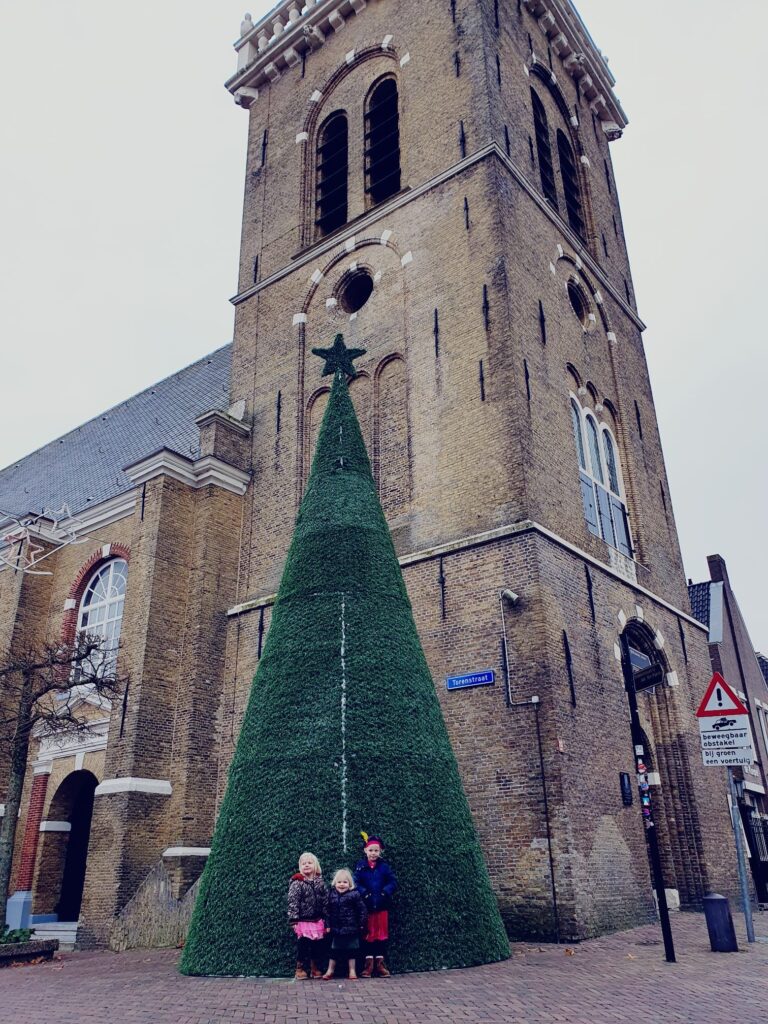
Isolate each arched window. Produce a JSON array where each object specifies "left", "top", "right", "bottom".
[
  {"left": 316, "top": 112, "right": 349, "bottom": 236},
  {"left": 75, "top": 559, "right": 128, "bottom": 678},
  {"left": 531, "top": 89, "right": 557, "bottom": 208},
  {"left": 570, "top": 399, "right": 587, "bottom": 471},
  {"left": 365, "top": 78, "right": 400, "bottom": 205},
  {"left": 585, "top": 415, "right": 604, "bottom": 485},
  {"left": 556, "top": 130, "right": 585, "bottom": 239},
  {"left": 603, "top": 429, "right": 620, "bottom": 495},
  {"left": 571, "top": 398, "right": 632, "bottom": 557}
]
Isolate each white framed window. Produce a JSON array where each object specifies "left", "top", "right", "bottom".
[
  {"left": 570, "top": 395, "right": 632, "bottom": 557},
  {"left": 74, "top": 558, "right": 128, "bottom": 680},
  {"left": 570, "top": 398, "right": 587, "bottom": 471}
]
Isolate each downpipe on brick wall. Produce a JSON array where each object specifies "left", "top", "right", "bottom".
[{"left": 499, "top": 589, "right": 561, "bottom": 943}]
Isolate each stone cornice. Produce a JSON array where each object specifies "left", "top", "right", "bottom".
[
  {"left": 522, "top": 0, "right": 627, "bottom": 135},
  {"left": 228, "top": 520, "right": 704, "bottom": 632},
  {"left": 227, "top": 0, "right": 371, "bottom": 106},
  {"left": 94, "top": 778, "right": 172, "bottom": 797},
  {"left": 124, "top": 449, "right": 250, "bottom": 496},
  {"left": 230, "top": 142, "right": 645, "bottom": 333},
  {"left": 194, "top": 409, "right": 251, "bottom": 437},
  {"left": 163, "top": 847, "right": 211, "bottom": 858},
  {"left": 226, "top": 1, "right": 627, "bottom": 134}
]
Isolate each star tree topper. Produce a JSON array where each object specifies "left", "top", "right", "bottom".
[{"left": 311, "top": 334, "right": 366, "bottom": 377}]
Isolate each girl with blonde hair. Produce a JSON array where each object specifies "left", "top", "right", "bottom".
[
  {"left": 287, "top": 852, "right": 327, "bottom": 980},
  {"left": 322, "top": 868, "right": 367, "bottom": 981}
]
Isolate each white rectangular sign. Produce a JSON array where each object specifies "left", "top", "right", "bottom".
[
  {"left": 701, "top": 748, "right": 754, "bottom": 768},
  {"left": 698, "top": 714, "right": 748, "bottom": 734},
  {"left": 699, "top": 725, "right": 753, "bottom": 751}
]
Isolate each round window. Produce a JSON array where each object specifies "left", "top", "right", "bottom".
[
  {"left": 567, "top": 280, "right": 592, "bottom": 329},
  {"left": 337, "top": 269, "right": 374, "bottom": 314}
]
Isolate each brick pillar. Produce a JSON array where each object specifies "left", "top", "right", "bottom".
[
  {"left": 17, "top": 768, "right": 49, "bottom": 889},
  {"left": 6, "top": 765, "right": 50, "bottom": 928}
]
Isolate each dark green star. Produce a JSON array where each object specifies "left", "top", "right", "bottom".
[{"left": 311, "top": 334, "right": 366, "bottom": 377}]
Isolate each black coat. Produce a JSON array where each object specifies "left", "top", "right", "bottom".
[
  {"left": 353, "top": 859, "right": 398, "bottom": 911},
  {"left": 326, "top": 889, "right": 367, "bottom": 937}
]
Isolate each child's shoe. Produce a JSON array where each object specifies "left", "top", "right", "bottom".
[
  {"left": 374, "top": 957, "right": 391, "bottom": 977},
  {"left": 360, "top": 957, "right": 374, "bottom": 978},
  {"left": 310, "top": 961, "right": 323, "bottom": 979},
  {"left": 294, "top": 962, "right": 309, "bottom": 980}
]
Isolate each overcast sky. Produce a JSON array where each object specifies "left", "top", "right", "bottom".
[{"left": 1, "top": 1, "right": 766, "bottom": 648}]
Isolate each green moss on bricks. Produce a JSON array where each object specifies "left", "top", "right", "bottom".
[{"left": 180, "top": 349, "right": 509, "bottom": 977}]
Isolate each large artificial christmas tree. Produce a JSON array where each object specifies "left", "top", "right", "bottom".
[{"left": 180, "top": 337, "right": 509, "bottom": 976}]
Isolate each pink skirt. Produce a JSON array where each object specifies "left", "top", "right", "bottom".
[{"left": 293, "top": 920, "right": 325, "bottom": 941}]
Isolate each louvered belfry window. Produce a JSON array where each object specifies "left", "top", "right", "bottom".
[
  {"left": 365, "top": 78, "right": 401, "bottom": 205},
  {"left": 316, "top": 112, "right": 349, "bottom": 236},
  {"left": 531, "top": 89, "right": 558, "bottom": 208},
  {"left": 556, "top": 129, "right": 585, "bottom": 239}
]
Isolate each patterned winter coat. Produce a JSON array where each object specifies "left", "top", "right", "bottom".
[
  {"left": 353, "top": 859, "right": 398, "bottom": 911},
  {"left": 326, "top": 888, "right": 368, "bottom": 937},
  {"left": 287, "top": 874, "right": 328, "bottom": 923}
]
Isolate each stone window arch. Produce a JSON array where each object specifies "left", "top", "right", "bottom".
[
  {"left": 530, "top": 65, "right": 593, "bottom": 247},
  {"left": 73, "top": 557, "right": 128, "bottom": 680},
  {"left": 556, "top": 129, "right": 585, "bottom": 238},
  {"left": 365, "top": 76, "right": 401, "bottom": 207},
  {"left": 315, "top": 110, "right": 349, "bottom": 237},
  {"left": 570, "top": 393, "right": 632, "bottom": 556},
  {"left": 531, "top": 87, "right": 557, "bottom": 208}
]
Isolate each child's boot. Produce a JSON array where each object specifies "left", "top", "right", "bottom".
[
  {"left": 294, "top": 961, "right": 309, "bottom": 980},
  {"left": 310, "top": 960, "right": 323, "bottom": 979},
  {"left": 374, "top": 957, "right": 391, "bottom": 977},
  {"left": 360, "top": 956, "right": 374, "bottom": 978}
]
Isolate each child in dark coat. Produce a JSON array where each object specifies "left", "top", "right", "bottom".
[
  {"left": 322, "top": 869, "right": 367, "bottom": 980},
  {"left": 353, "top": 833, "right": 398, "bottom": 977},
  {"left": 287, "top": 851, "right": 328, "bottom": 980}
]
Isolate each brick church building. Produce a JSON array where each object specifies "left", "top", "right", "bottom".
[{"left": 0, "top": 0, "right": 739, "bottom": 950}]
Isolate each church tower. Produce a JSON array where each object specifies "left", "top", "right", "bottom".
[
  {"left": 55, "top": 0, "right": 740, "bottom": 948},
  {"left": 216, "top": 0, "right": 738, "bottom": 940}
]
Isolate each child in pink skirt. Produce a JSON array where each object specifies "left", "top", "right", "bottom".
[{"left": 287, "top": 851, "right": 328, "bottom": 979}]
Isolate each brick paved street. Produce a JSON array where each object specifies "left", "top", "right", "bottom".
[{"left": 3, "top": 913, "right": 767, "bottom": 1024}]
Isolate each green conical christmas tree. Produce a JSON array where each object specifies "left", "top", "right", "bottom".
[{"left": 180, "top": 337, "right": 509, "bottom": 976}]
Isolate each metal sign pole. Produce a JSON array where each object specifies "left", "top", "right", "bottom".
[{"left": 727, "top": 768, "right": 756, "bottom": 943}]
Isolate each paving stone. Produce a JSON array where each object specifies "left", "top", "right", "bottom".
[{"left": 3, "top": 914, "right": 767, "bottom": 1024}]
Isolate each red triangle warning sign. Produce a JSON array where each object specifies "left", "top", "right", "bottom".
[{"left": 696, "top": 672, "right": 748, "bottom": 717}]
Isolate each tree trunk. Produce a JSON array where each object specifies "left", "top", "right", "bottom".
[{"left": 0, "top": 691, "right": 32, "bottom": 922}]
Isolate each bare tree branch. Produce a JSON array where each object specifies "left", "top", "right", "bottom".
[{"left": 0, "top": 633, "right": 127, "bottom": 920}]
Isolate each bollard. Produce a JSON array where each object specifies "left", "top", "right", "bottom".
[{"left": 702, "top": 893, "right": 738, "bottom": 952}]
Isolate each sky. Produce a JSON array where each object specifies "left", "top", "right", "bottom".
[{"left": 1, "top": 1, "right": 766, "bottom": 647}]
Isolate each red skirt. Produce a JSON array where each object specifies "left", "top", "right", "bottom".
[{"left": 365, "top": 909, "right": 389, "bottom": 942}]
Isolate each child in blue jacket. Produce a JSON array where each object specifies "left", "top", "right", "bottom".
[{"left": 353, "top": 833, "right": 398, "bottom": 977}]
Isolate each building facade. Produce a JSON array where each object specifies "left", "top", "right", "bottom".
[
  {"left": 690, "top": 555, "right": 768, "bottom": 903},
  {"left": 1, "top": 0, "right": 739, "bottom": 950}
]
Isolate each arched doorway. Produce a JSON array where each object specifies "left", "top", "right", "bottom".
[
  {"left": 620, "top": 622, "right": 706, "bottom": 908},
  {"left": 35, "top": 771, "right": 97, "bottom": 921}
]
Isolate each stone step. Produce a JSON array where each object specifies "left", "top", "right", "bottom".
[{"left": 31, "top": 922, "right": 78, "bottom": 950}]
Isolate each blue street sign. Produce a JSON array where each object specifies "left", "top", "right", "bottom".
[{"left": 445, "top": 669, "right": 495, "bottom": 691}]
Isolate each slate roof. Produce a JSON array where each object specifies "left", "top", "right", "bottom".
[
  {"left": 0, "top": 345, "right": 232, "bottom": 523},
  {"left": 688, "top": 581, "right": 711, "bottom": 628},
  {"left": 757, "top": 653, "right": 768, "bottom": 687}
]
